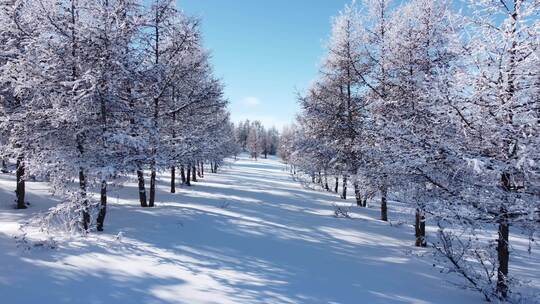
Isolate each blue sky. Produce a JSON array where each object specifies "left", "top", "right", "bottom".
[{"left": 179, "top": 0, "right": 352, "bottom": 129}]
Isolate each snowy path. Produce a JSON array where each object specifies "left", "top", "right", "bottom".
[{"left": 1, "top": 155, "right": 485, "bottom": 303}]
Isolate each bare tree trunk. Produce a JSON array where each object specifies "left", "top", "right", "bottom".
[
  {"left": 324, "top": 172, "right": 329, "bottom": 191},
  {"left": 170, "top": 108, "right": 177, "bottom": 193},
  {"left": 380, "top": 186, "right": 388, "bottom": 221},
  {"left": 186, "top": 167, "right": 191, "bottom": 186},
  {"left": 170, "top": 166, "right": 176, "bottom": 193},
  {"left": 497, "top": 173, "right": 511, "bottom": 298},
  {"left": 353, "top": 180, "right": 363, "bottom": 207},
  {"left": 79, "top": 168, "right": 90, "bottom": 231},
  {"left": 15, "top": 156, "right": 26, "bottom": 209},
  {"left": 1, "top": 159, "right": 8, "bottom": 173},
  {"left": 496, "top": 213, "right": 509, "bottom": 299},
  {"left": 96, "top": 179, "right": 107, "bottom": 231},
  {"left": 334, "top": 177, "right": 339, "bottom": 193},
  {"left": 77, "top": 136, "right": 89, "bottom": 230},
  {"left": 200, "top": 161, "right": 204, "bottom": 178},
  {"left": 197, "top": 161, "right": 202, "bottom": 178},
  {"left": 341, "top": 176, "right": 347, "bottom": 200},
  {"left": 149, "top": 169, "right": 156, "bottom": 207},
  {"left": 137, "top": 169, "right": 148, "bottom": 207},
  {"left": 415, "top": 208, "right": 426, "bottom": 247},
  {"left": 180, "top": 165, "right": 186, "bottom": 183},
  {"left": 192, "top": 165, "right": 197, "bottom": 182}
]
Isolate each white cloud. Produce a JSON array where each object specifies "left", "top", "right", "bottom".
[{"left": 240, "top": 96, "right": 261, "bottom": 107}]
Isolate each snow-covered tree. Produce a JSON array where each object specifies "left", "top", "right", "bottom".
[
  {"left": 266, "top": 127, "right": 280, "bottom": 156},
  {"left": 0, "top": 0, "right": 235, "bottom": 234},
  {"left": 290, "top": 1, "right": 539, "bottom": 299},
  {"left": 427, "top": 0, "right": 540, "bottom": 299},
  {"left": 235, "top": 119, "right": 251, "bottom": 151},
  {"left": 0, "top": 0, "right": 34, "bottom": 210},
  {"left": 247, "top": 120, "right": 264, "bottom": 160}
]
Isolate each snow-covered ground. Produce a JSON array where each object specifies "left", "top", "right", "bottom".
[{"left": 0, "top": 155, "right": 538, "bottom": 303}]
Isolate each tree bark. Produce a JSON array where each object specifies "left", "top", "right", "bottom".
[
  {"left": 149, "top": 169, "right": 156, "bottom": 207},
  {"left": 76, "top": 146, "right": 90, "bottom": 230},
  {"left": 197, "top": 161, "right": 202, "bottom": 178},
  {"left": 192, "top": 165, "right": 197, "bottom": 182},
  {"left": 353, "top": 181, "right": 363, "bottom": 207},
  {"left": 170, "top": 108, "right": 177, "bottom": 193},
  {"left": 380, "top": 186, "right": 388, "bottom": 221},
  {"left": 137, "top": 169, "right": 148, "bottom": 207},
  {"left": 324, "top": 173, "right": 329, "bottom": 191},
  {"left": 341, "top": 176, "right": 347, "bottom": 200},
  {"left": 495, "top": 165, "right": 516, "bottom": 298},
  {"left": 96, "top": 179, "right": 107, "bottom": 231},
  {"left": 15, "top": 156, "right": 26, "bottom": 209},
  {"left": 1, "top": 159, "right": 8, "bottom": 173},
  {"left": 496, "top": 214, "right": 509, "bottom": 299},
  {"left": 415, "top": 208, "right": 426, "bottom": 247},
  {"left": 200, "top": 161, "right": 204, "bottom": 177},
  {"left": 497, "top": 173, "right": 512, "bottom": 298},
  {"left": 334, "top": 177, "right": 339, "bottom": 193},
  {"left": 79, "top": 168, "right": 90, "bottom": 231},
  {"left": 170, "top": 166, "right": 176, "bottom": 193},
  {"left": 186, "top": 167, "right": 191, "bottom": 186},
  {"left": 180, "top": 165, "right": 186, "bottom": 183}
]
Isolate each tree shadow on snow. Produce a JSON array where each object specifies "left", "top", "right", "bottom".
[{"left": 0, "top": 157, "right": 485, "bottom": 304}]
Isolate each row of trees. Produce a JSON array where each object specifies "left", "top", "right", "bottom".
[
  {"left": 235, "top": 119, "right": 279, "bottom": 159},
  {"left": 281, "top": 0, "right": 539, "bottom": 301},
  {"left": 0, "top": 0, "right": 237, "bottom": 232}
]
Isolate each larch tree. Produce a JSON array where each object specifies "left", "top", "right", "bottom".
[
  {"left": 429, "top": 0, "right": 540, "bottom": 299},
  {"left": 0, "top": 0, "right": 236, "bottom": 234},
  {"left": 141, "top": 0, "right": 200, "bottom": 207},
  {"left": 247, "top": 120, "right": 264, "bottom": 160}
]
